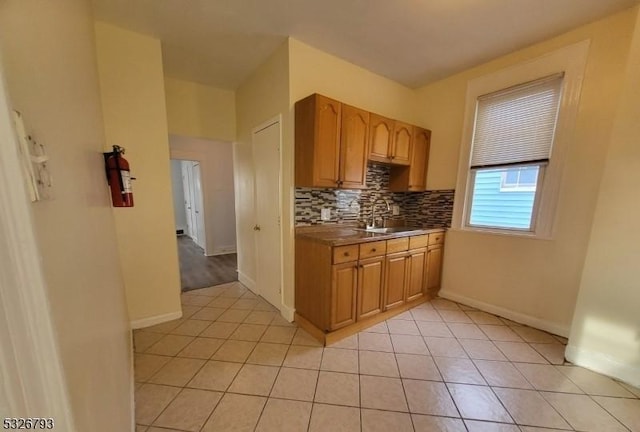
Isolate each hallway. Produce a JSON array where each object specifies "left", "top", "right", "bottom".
[{"left": 178, "top": 236, "right": 238, "bottom": 291}]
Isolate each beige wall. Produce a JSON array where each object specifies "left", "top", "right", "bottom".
[
  {"left": 289, "top": 39, "right": 419, "bottom": 124},
  {"left": 567, "top": 9, "right": 640, "bottom": 386},
  {"left": 165, "top": 76, "right": 236, "bottom": 142},
  {"left": 235, "top": 41, "right": 290, "bottom": 295},
  {"left": 417, "top": 8, "right": 638, "bottom": 335},
  {"left": 0, "top": 1, "right": 132, "bottom": 430},
  {"left": 95, "top": 22, "right": 181, "bottom": 325},
  {"left": 170, "top": 135, "right": 237, "bottom": 255}
]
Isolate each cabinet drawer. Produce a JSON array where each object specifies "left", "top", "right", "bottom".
[
  {"left": 333, "top": 245, "right": 359, "bottom": 264},
  {"left": 409, "top": 235, "right": 429, "bottom": 250},
  {"left": 359, "top": 241, "right": 387, "bottom": 259},
  {"left": 428, "top": 232, "right": 445, "bottom": 246},
  {"left": 386, "top": 237, "right": 409, "bottom": 254}
]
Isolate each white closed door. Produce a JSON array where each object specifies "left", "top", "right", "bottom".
[
  {"left": 181, "top": 161, "right": 194, "bottom": 239},
  {"left": 192, "top": 162, "right": 206, "bottom": 250},
  {"left": 253, "top": 120, "right": 282, "bottom": 309}
]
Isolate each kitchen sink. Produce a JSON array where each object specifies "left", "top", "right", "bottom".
[{"left": 357, "top": 226, "right": 424, "bottom": 234}]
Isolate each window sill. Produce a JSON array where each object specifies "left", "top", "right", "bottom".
[{"left": 449, "top": 226, "right": 554, "bottom": 241}]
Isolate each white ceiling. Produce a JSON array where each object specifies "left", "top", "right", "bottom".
[{"left": 91, "top": 0, "right": 639, "bottom": 90}]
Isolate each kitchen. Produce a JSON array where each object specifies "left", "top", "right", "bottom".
[{"left": 1, "top": 1, "right": 638, "bottom": 431}]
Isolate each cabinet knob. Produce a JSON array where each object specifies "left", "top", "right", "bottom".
[
  {"left": 371, "top": 248, "right": 376, "bottom": 252},
  {"left": 343, "top": 252, "right": 349, "bottom": 256}
]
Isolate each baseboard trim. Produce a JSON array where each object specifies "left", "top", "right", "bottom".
[
  {"left": 130, "top": 311, "right": 183, "bottom": 330},
  {"left": 280, "top": 304, "right": 295, "bottom": 322},
  {"left": 565, "top": 344, "right": 640, "bottom": 387},
  {"left": 438, "top": 289, "right": 570, "bottom": 337},
  {"left": 205, "top": 247, "right": 237, "bottom": 257},
  {"left": 238, "top": 271, "right": 256, "bottom": 293}
]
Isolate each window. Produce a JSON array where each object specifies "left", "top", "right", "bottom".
[
  {"left": 453, "top": 40, "right": 588, "bottom": 238},
  {"left": 466, "top": 74, "right": 563, "bottom": 232}
]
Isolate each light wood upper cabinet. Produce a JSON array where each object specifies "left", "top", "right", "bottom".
[
  {"left": 357, "top": 256, "right": 384, "bottom": 320},
  {"left": 296, "top": 94, "right": 431, "bottom": 191},
  {"left": 295, "top": 94, "right": 368, "bottom": 189},
  {"left": 340, "top": 104, "right": 369, "bottom": 189},
  {"left": 391, "top": 121, "right": 413, "bottom": 165},
  {"left": 368, "top": 113, "right": 394, "bottom": 163},
  {"left": 389, "top": 126, "right": 431, "bottom": 192},
  {"left": 368, "top": 116, "right": 413, "bottom": 166},
  {"left": 330, "top": 262, "right": 358, "bottom": 330}
]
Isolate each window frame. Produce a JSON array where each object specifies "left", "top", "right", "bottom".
[
  {"left": 466, "top": 162, "right": 546, "bottom": 232},
  {"left": 499, "top": 166, "right": 540, "bottom": 192},
  {"left": 452, "top": 40, "right": 590, "bottom": 239}
]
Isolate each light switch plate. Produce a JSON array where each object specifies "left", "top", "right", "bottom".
[
  {"left": 321, "top": 208, "right": 331, "bottom": 221},
  {"left": 392, "top": 205, "right": 400, "bottom": 215}
]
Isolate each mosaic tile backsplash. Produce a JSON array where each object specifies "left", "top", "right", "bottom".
[{"left": 295, "top": 163, "right": 454, "bottom": 227}]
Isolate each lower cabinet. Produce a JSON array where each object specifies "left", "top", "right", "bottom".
[
  {"left": 426, "top": 244, "right": 443, "bottom": 294},
  {"left": 383, "top": 252, "right": 408, "bottom": 310},
  {"left": 295, "top": 230, "right": 445, "bottom": 336},
  {"left": 383, "top": 246, "right": 428, "bottom": 309},
  {"left": 357, "top": 256, "right": 384, "bottom": 320},
  {"left": 330, "top": 262, "right": 358, "bottom": 330},
  {"left": 406, "top": 247, "right": 427, "bottom": 302}
]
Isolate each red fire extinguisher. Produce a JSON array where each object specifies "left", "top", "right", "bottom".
[{"left": 104, "top": 145, "right": 134, "bottom": 207}]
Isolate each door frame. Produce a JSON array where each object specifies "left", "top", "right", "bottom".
[
  {"left": 170, "top": 152, "right": 208, "bottom": 255},
  {"left": 0, "top": 73, "right": 75, "bottom": 427},
  {"left": 251, "top": 114, "right": 284, "bottom": 309}
]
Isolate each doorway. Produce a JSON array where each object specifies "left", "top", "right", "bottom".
[
  {"left": 252, "top": 118, "right": 283, "bottom": 310},
  {"left": 169, "top": 135, "right": 238, "bottom": 291}
]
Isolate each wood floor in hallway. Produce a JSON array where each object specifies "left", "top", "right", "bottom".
[{"left": 178, "top": 235, "right": 237, "bottom": 291}]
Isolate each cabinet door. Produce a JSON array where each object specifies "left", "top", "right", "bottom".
[
  {"left": 391, "top": 121, "right": 412, "bottom": 165},
  {"left": 368, "top": 113, "right": 394, "bottom": 163},
  {"left": 426, "top": 245, "right": 443, "bottom": 295},
  {"left": 383, "top": 252, "right": 408, "bottom": 310},
  {"left": 330, "top": 262, "right": 358, "bottom": 330},
  {"left": 357, "top": 256, "right": 384, "bottom": 320},
  {"left": 406, "top": 248, "right": 426, "bottom": 302},
  {"left": 340, "top": 104, "right": 369, "bottom": 189},
  {"left": 314, "top": 95, "right": 342, "bottom": 187},
  {"left": 408, "top": 127, "right": 430, "bottom": 191}
]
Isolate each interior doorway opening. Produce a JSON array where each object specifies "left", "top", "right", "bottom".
[{"left": 169, "top": 135, "right": 238, "bottom": 291}]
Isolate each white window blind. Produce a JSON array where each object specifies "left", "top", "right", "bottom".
[{"left": 470, "top": 73, "right": 563, "bottom": 168}]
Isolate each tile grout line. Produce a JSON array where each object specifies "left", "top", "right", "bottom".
[
  {"left": 307, "top": 342, "right": 327, "bottom": 432},
  {"left": 390, "top": 331, "right": 418, "bottom": 432}
]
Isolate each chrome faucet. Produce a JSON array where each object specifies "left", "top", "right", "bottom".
[{"left": 368, "top": 198, "right": 391, "bottom": 228}]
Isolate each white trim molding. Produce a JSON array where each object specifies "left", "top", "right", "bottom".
[
  {"left": 438, "top": 289, "right": 570, "bottom": 337},
  {"left": 206, "top": 246, "right": 238, "bottom": 257},
  {"left": 565, "top": 344, "right": 640, "bottom": 388},
  {"left": 238, "top": 271, "right": 256, "bottom": 293},
  {"left": 130, "top": 311, "right": 183, "bottom": 330},
  {"left": 452, "top": 40, "right": 590, "bottom": 239},
  {"left": 0, "top": 67, "right": 75, "bottom": 428},
  {"left": 280, "top": 304, "right": 296, "bottom": 323}
]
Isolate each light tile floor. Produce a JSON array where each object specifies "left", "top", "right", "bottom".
[{"left": 134, "top": 282, "right": 640, "bottom": 432}]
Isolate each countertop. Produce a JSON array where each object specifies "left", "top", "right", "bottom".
[{"left": 295, "top": 224, "right": 446, "bottom": 246}]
